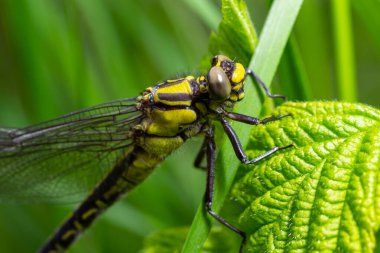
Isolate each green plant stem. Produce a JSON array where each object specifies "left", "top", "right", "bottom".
[{"left": 331, "top": 0, "right": 357, "bottom": 102}]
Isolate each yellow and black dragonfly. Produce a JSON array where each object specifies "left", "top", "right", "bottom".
[{"left": 0, "top": 55, "right": 292, "bottom": 252}]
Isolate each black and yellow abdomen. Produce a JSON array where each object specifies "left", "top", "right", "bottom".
[{"left": 39, "top": 133, "right": 194, "bottom": 253}]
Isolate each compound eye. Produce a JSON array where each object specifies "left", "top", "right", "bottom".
[{"left": 208, "top": 66, "right": 231, "bottom": 100}]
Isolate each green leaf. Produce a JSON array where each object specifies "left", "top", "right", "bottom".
[
  {"left": 225, "top": 101, "right": 380, "bottom": 252},
  {"left": 208, "top": 0, "right": 257, "bottom": 66}
]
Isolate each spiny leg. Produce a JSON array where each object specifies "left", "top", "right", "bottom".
[
  {"left": 219, "top": 108, "right": 292, "bottom": 125},
  {"left": 216, "top": 117, "right": 292, "bottom": 251},
  {"left": 246, "top": 69, "right": 287, "bottom": 100},
  {"left": 203, "top": 124, "right": 247, "bottom": 252},
  {"left": 203, "top": 106, "right": 292, "bottom": 251},
  {"left": 220, "top": 117, "right": 293, "bottom": 164}
]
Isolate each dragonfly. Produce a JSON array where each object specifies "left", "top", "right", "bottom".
[{"left": 0, "top": 55, "right": 292, "bottom": 253}]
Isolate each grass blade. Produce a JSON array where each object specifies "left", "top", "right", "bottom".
[{"left": 331, "top": 0, "right": 357, "bottom": 102}]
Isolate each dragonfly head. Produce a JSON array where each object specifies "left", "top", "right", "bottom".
[{"left": 207, "top": 55, "right": 246, "bottom": 103}]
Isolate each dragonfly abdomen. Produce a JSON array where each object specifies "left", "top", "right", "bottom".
[
  {"left": 39, "top": 133, "right": 194, "bottom": 253},
  {"left": 38, "top": 150, "right": 137, "bottom": 253}
]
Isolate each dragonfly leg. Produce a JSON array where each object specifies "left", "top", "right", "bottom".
[
  {"left": 219, "top": 108, "right": 292, "bottom": 125},
  {"left": 246, "top": 69, "right": 287, "bottom": 100},
  {"left": 220, "top": 117, "right": 293, "bottom": 164},
  {"left": 203, "top": 124, "right": 247, "bottom": 251},
  {"left": 193, "top": 137, "right": 207, "bottom": 170}
]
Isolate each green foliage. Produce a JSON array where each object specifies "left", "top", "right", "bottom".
[
  {"left": 226, "top": 101, "right": 380, "bottom": 252},
  {"left": 145, "top": 101, "right": 380, "bottom": 252}
]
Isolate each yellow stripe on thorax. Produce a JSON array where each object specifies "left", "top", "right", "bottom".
[{"left": 153, "top": 76, "right": 194, "bottom": 106}]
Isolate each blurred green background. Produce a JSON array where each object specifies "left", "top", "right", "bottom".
[{"left": 0, "top": 0, "right": 379, "bottom": 252}]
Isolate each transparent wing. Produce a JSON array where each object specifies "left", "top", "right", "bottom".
[{"left": 0, "top": 98, "right": 143, "bottom": 203}]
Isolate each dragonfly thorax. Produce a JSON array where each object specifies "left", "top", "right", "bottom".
[{"left": 134, "top": 55, "right": 247, "bottom": 137}]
